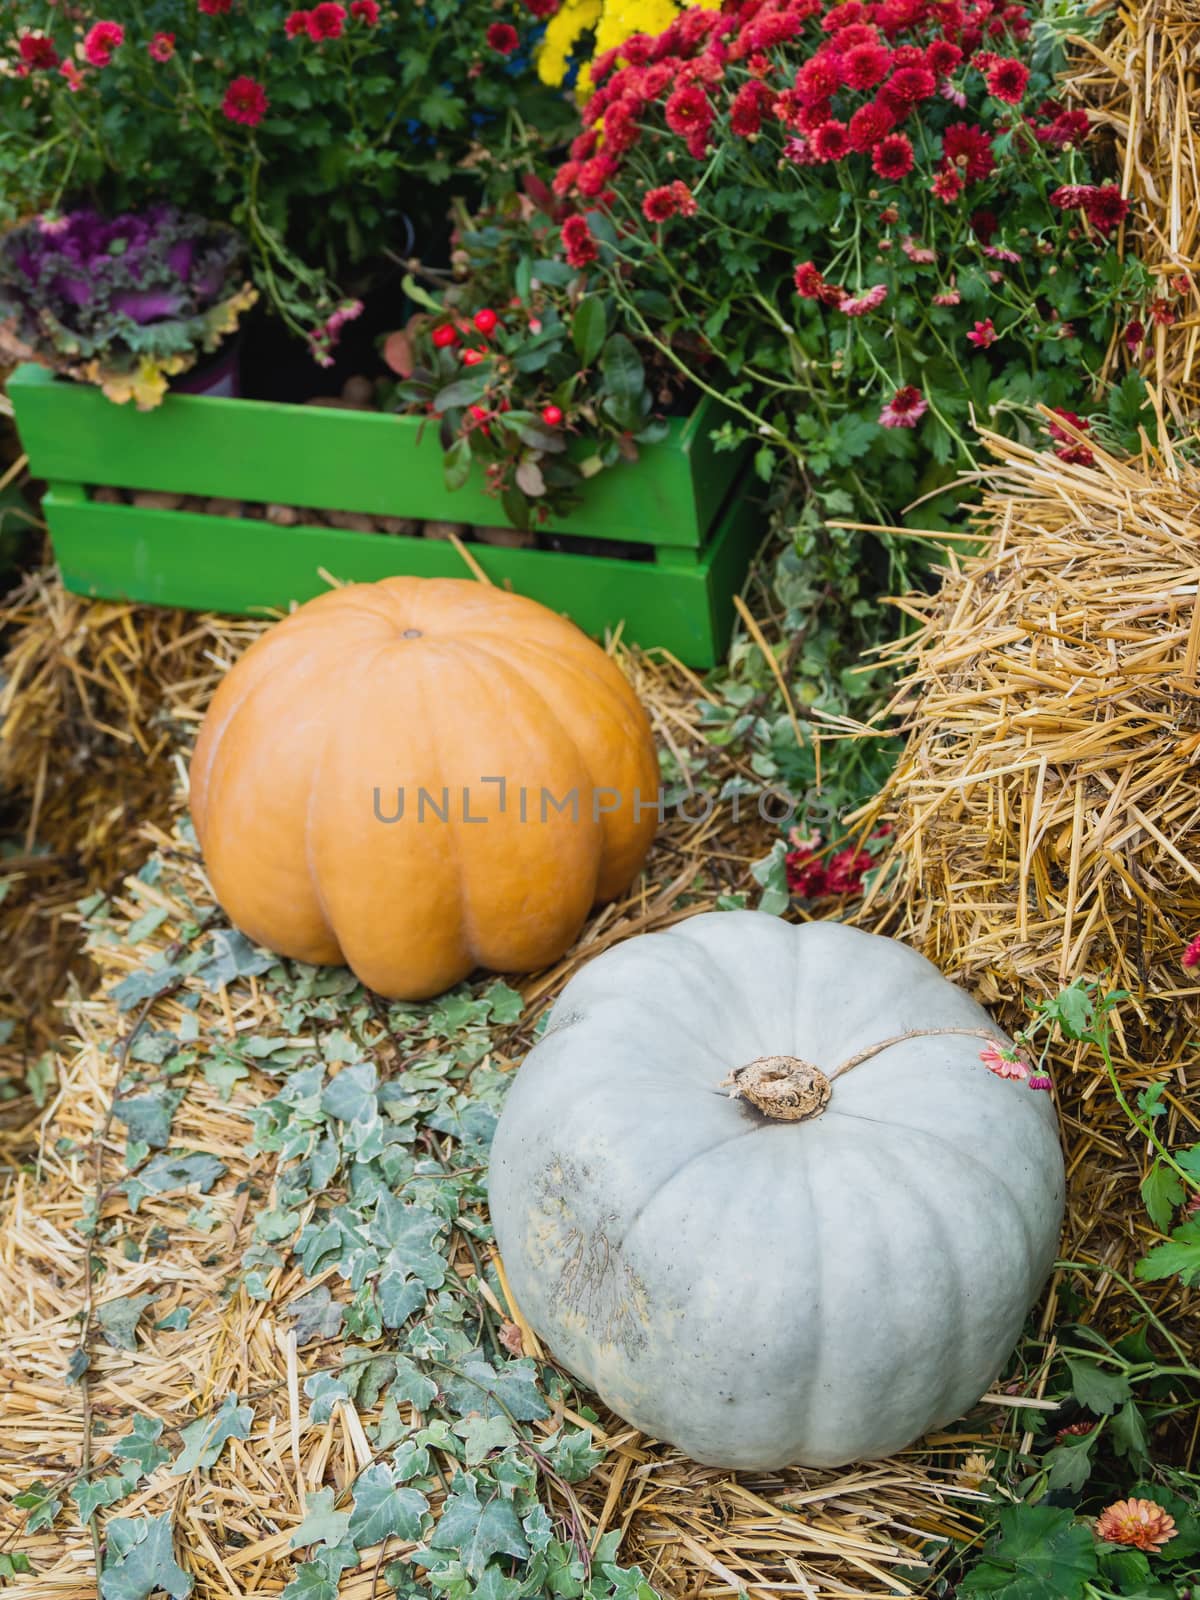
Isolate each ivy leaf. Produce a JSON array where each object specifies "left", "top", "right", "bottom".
[
  {"left": 549, "top": 1428, "right": 604, "bottom": 1483},
  {"left": 371, "top": 1194, "right": 447, "bottom": 1288},
  {"left": 195, "top": 929, "right": 276, "bottom": 989},
  {"left": 1065, "top": 1357, "right": 1131, "bottom": 1416},
  {"left": 304, "top": 1371, "right": 350, "bottom": 1424},
  {"left": 112, "top": 964, "right": 182, "bottom": 1012},
  {"left": 280, "top": 1565, "right": 337, "bottom": 1600},
  {"left": 99, "top": 1513, "right": 193, "bottom": 1600},
  {"left": 112, "top": 1088, "right": 183, "bottom": 1150},
  {"left": 14, "top": 1481, "right": 61, "bottom": 1533},
  {"left": 959, "top": 1505, "right": 1097, "bottom": 1599},
  {"left": 121, "top": 1151, "right": 226, "bottom": 1213},
  {"left": 288, "top": 1286, "right": 345, "bottom": 1344},
  {"left": 454, "top": 1413, "right": 516, "bottom": 1465},
  {"left": 290, "top": 1488, "right": 352, "bottom": 1551},
  {"left": 97, "top": 1292, "right": 157, "bottom": 1352},
  {"left": 348, "top": 1462, "right": 430, "bottom": 1545},
  {"left": 1110, "top": 1398, "right": 1150, "bottom": 1464},
  {"left": 321, "top": 1062, "right": 378, "bottom": 1126},
  {"left": 378, "top": 1270, "right": 428, "bottom": 1329},
  {"left": 441, "top": 1358, "right": 549, "bottom": 1422},
  {"left": 171, "top": 1393, "right": 254, "bottom": 1476},
  {"left": 1140, "top": 1159, "right": 1184, "bottom": 1231},
  {"left": 1135, "top": 1219, "right": 1200, "bottom": 1286},
  {"left": 72, "top": 1474, "right": 134, "bottom": 1526},
  {"left": 429, "top": 1479, "right": 529, "bottom": 1579},
  {"left": 112, "top": 1415, "right": 171, "bottom": 1478},
  {"left": 390, "top": 1353, "right": 438, "bottom": 1411}
]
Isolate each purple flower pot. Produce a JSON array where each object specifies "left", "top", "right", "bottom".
[{"left": 171, "top": 337, "right": 241, "bottom": 399}]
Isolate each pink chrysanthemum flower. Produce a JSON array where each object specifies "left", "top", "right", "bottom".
[
  {"left": 840, "top": 283, "right": 888, "bottom": 316},
  {"left": 879, "top": 385, "right": 927, "bottom": 428},
  {"left": 1095, "top": 1499, "right": 1176, "bottom": 1551},
  {"left": 980, "top": 1042, "right": 1029, "bottom": 1080},
  {"left": 1028, "top": 1075, "right": 1053, "bottom": 1092},
  {"left": 901, "top": 235, "right": 936, "bottom": 264},
  {"left": 1182, "top": 934, "right": 1200, "bottom": 969}
]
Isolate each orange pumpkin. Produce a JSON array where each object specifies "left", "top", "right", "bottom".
[{"left": 190, "top": 577, "right": 660, "bottom": 999}]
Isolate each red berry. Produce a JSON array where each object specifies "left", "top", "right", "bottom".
[
  {"left": 461, "top": 348, "right": 486, "bottom": 365},
  {"left": 432, "top": 324, "right": 459, "bottom": 349},
  {"left": 473, "top": 308, "right": 500, "bottom": 335},
  {"left": 468, "top": 404, "right": 489, "bottom": 421},
  {"left": 541, "top": 404, "right": 564, "bottom": 426}
]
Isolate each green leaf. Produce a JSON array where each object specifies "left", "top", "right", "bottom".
[
  {"left": 599, "top": 334, "right": 644, "bottom": 405},
  {"left": 441, "top": 1358, "right": 549, "bottom": 1422},
  {"left": 371, "top": 1194, "right": 447, "bottom": 1288},
  {"left": 121, "top": 1151, "right": 226, "bottom": 1213},
  {"left": 99, "top": 1514, "right": 193, "bottom": 1600},
  {"left": 113, "top": 1415, "right": 171, "bottom": 1478},
  {"left": 1110, "top": 1398, "right": 1150, "bottom": 1464},
  {"left": 433, "top": 377, "right": 490, "bottom": 413},
  {"left": 288, "top": 1286, "right": 344, "bottom": 1344},
  {"left": 349, "top": 1462, "right": 430, "bottom": 1545},
  {"left": 454, "top": 1413, "right": 516, "bottom": 1465},
  {"left": 959, "top": 1505, "right": 1097, "bottom": 1600},
  {"left": 1042, "top": 1430, "right": 1097, "bottom": 1493},
  {"left": 290, "top": 1488, "right": 352, "bottom": 1551},
  {"left": 171, "top": 1393, "right": 254, "bottom": 1476},
  {"left": 1140, "top": 1159, "right": 1184, "bottom": 1230},
  {"left": 196, "top": 929, "right": 276, "bottom": 989},
  {"left": 113, "top": 1089, "right": 182, "bottom": 1151},
  {"left": 321, "top": 1062, "right": 378, "bottom": 1126},
  {"left": 572, "top": 297, "right": 607, "bottom": 367},
  {"left": 280, "top": 1564, "right": 338, "bottom": 1600},
  {"left": 97, "top": 1292, "right": 157, "bottom": 1353},
  {"left": 444, "top": 436, "right": 472, "bottom": 493},
  {"left": 1043, "top": 982, "right": 1093, "bottom": 1040},
  {"left": 72, "top": 1473, "right": 134, "bottom": 1527},
  {"left": 112, "top": 965, "right": 182, "bottom": 1012},
  {"left": 14, "top": 1481, "right": 62, "bottom": 1533},
  {"left": 430, "top": 1480, "right": 529, "bottom": 1579},
  {"left": 550, "top": 1428, "right": 604, "bottom": 1483},
  {"left": 1135, "top": 1218, "right": 1200, "bottom": 1285},
  {"left": 1065, "top": 1357, "right": 1131, "bottom": 1415}
]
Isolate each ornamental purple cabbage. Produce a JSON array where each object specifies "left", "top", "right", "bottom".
[{"left": 0, "top": 205, "right": 257, "bottom": 408}]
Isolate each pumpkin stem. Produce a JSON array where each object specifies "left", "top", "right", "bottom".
[{"left": 721, "top": 1056, "right": 832, "bottom": 1122}]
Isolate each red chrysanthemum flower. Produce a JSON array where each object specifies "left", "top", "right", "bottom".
[
  {"left": 1181, "top": 933, "right": 1200, "bottom": 969},
  {"left": 350, "top": 0, "right": 380, "bottom": 21},
  {"left": 1047, "top": 409, "right": 1090, "bottom": 444},
  {"left": 822, "top": 0, "right": 867, "bottom": 29},
  {"left": 793, "top": 261, "right": 825, "bottom": 298},
  {"left": 926, "top": 39, "right": 962, "bottom": 76},
  {"left": 835, "top": 22, "right": 881, "bottom": 50},
  {"left": 941, "top": 122, "right": 995, "bottom": 181},
  {"left": 1049, "top": 183, "right": 1093, "bottom": 210},
  {"left": 841, "top": 42, "right": 892, "bottom": 89},
  {"left": 1083, "top": 185, "right": 1130, "bottom": 232},
  {"left": 848, "top": 100, "right": 895, "bottom": 152},
  {"left": 665, "top": 83, "right": 712, "bottom": 136},
  {"left": 82, "top": 20, "right": 123, "bottom": 67},
  {"left": 148, "top": 31, "right": 176, "bottom": 60},
  {"left": 872, "top": 131, "right": 914, "bottom": 179},
  {"left": 18, "top": 32, "right": 59, "bottom": 69},
  {"left": 731, "top": 80, "right": 771, "bottom": 137},
  {"left": 642, "top": 185, "right": 678, "bottom": 223},
  {"left": 1038, "top": 108, "right": 1089, "bottom": 147},
  {"left": 221, "top": 74, "right": 269, "bottom": 126},
  {"left": 671, "top": 180, "right": 698, "bottom": 216},
  {"left": 795, "top": 56, "right": 842, "bottom": 99},
  {"left": 307, "top": 1, "right": 347, "bottom": 38},
  {"left": 524, "top": 0, "right": 559, "bottom": 14},
  {"left": 285, "top": 10, "right": 310, "bottom": 35},
  {"left": 931, "top": 168, "right": 964, "bottom": 202},
  {"left": 879, "top": 385, "right": 927, "bottom": 427},
  {"left": 486, "top": 21, "right": 519, "bottom": 53},
  {"left": 885, "top": 64, "right": 935, "bottom": 103},
  {"left": 985, "top": 56, "right": 1029, "bottom": 104},
  {"left": 810, "top": 119, "right": 851, "bottom": 161},
  {"left": 1123, "top": 318, "right": 1145, "bottom": 355},
  {"left": 967, "top": 318, "right": 997, "bottom": 348},
  {"left": 576, "top": 153, "right": 617, "bottom": 197},
  {"left": 561, "top": 214, "right": 599, "bottom": 269},
  {"left": 198, "top": 0, "right": 233, "bottom": 12}
]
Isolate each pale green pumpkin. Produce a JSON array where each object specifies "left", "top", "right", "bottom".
[{"left": 488, "top": 911, "right": 1064, "bottom": 1469}]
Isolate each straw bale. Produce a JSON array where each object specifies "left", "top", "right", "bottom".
[
  {"left": 854, "top": 426, "right": 1200, "bottom": 1322},
  {"left": 0, "top": 565, "right": 268, "bottom": 1119},
  {"left": 1073, "top": 0, "right": 1200, "bottom": 420}
]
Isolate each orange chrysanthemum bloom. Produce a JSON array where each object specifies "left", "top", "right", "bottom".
[{"left": 1094, "top": 1498, "right": 1176, "bottom": 1551}]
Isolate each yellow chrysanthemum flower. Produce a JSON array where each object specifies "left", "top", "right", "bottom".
[{"left": 536, "top": 0, "right": 720, "bottom": 90}]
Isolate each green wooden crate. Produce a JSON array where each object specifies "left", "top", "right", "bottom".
[{"left": 8, "top": 363, "right": 763, "bottom": 665}]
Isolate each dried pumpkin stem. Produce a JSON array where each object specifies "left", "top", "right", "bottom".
[{"left": 722, "top": 1026, "right": 1003, "bottom": 1122}]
